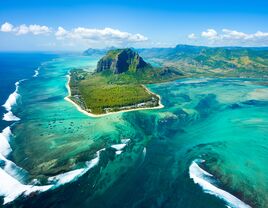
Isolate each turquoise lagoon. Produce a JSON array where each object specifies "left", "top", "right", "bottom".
[{"left": 1, "top": 54, "right": 268, "bottom": 207}]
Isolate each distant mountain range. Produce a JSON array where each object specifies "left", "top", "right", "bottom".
[{"left": 83, "top": 45, "right": 268, "bottom": 77}]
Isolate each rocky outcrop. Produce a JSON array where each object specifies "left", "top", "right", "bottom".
[{"left": 96, "top": 48, "right": 150, "bottom": 74}]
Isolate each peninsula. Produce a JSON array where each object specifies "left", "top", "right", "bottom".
[{"left": 66, "top": 48, "right": 183, "bottom": 115}]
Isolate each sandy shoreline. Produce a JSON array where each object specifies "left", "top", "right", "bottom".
[{"left": 64, "top": 74, "right": 164, "bottom": 118}]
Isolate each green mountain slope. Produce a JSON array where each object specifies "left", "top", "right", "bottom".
[
  {"left": 83, "top": 45, "right": 268, "bottom": 77},
  {"left": 70, "top": 48, "right": 183, "bottom": 115},
  {"left": 138, "top": 45, "right": 268, "bottom": 77}
]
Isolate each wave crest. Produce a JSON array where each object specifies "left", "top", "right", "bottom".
[
  {"left": 0, "top": 127, "right": 12, "bottom": 157},
  {"left": 2, "top": 81, "right": 20, "bottom": 111},
  {"left": 2, "top": 81, "right": 21, "bottom": 121},
  {"left": 33, "top": 67, "right": 40, "bottom": 77},
  {"left": 3, "top": 111, "right": 20, "bottom": 121},
  {"left": 189, "top": 160, "right": 251, "bottom": 208},
  {"left": 0, "top": 144, "right": 103, "bottom": 204}
]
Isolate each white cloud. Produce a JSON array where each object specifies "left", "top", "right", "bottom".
[
  {"left": 16, "top": 24, "right": 51, "bottom": 35},
  {"left": 1, "top": 22, "right": 148, "bottom": 48},
  {"left": 0, "top": 22, "right": 14, "bottom": 32},
  {"left": 201, "top": 29, "right": 218, "bottom": 39},
  {"left": 254, "top": 31, "right": 268, "bottom": 38},
  {"left": 28, "top": 24, "right": 50, "bottom": 35},
  {"left": 188, "top": 28, "right": 268, "bottom": 46},
  {"left": 222, "top": 29, "right": 248, "bottom": 39},
  {"left": 16, "top": 24, "right": 29, "bottom": 35},
  {"left": 201, "top": 28, "right": 268, "bottom": 41},
  {"left": 55, "top": 27, "right": 148, "bottom": 44},
  {"left": 0, "top": 22, "right": 51, "bottom": 35},
  {"left": 55, "top": 27, "right": 68, "bottom": 39},
  {"left": 188, "top": 33, "right": 196, "bottom": 39}
]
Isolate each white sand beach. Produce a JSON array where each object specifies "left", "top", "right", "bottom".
[{"left": 64, "top": 74, "right": 164, "bottom": 118}]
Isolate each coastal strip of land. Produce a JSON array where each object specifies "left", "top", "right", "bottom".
[{"left": 64, "top": 74, "right": 164, "bottom": 118}]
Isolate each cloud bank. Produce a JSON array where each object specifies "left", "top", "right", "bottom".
[
  {"left": 187, "top": 33, "right": 196, "bottom": 39},
  {"left": 0, "top": 22, "right": 51, "bottom": 35},
  {"left": 189, "top": 28, "right": 268, "bottom": 46},
  {"left": 0, "top": 22, "right": 14, "bottom": 32},
  {"left": 1, "top": 22, "right": 268, "bottom": 48},
  {"left": 0, "top": 22, "right": 148, "bottom": 48},
  {"left": 55, "top": 26, "right": 148, "bottom": 45}
]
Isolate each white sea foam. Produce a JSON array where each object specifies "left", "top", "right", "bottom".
[
  {"left": 86, "top": 149, "right": 103, "bottom": 169},
  {"left": 0, "top": 152, "right": 29, "bottom": 184},
  {"left": 121, "top": 138, "right": 130, "bottom": 144},
  {"left": 0, "top": 152, "right": 101, "bottom": 205},
  {"left": 113, "top": 139, "right": 132, "bottom": 155},
  {"left": 189, "top": 161, "right": 251, "bottom": 208},
  {"left": 33, "top": 67, "right": 40, "bottom": 77},
  {"left": 115, "top": 150, "right": 122, "bottom": 155},
  {"left": 48, "top": 168, "right": 85, "bottom": 185},
  {"left": 2, "top": 82, "right": 20, "bottom": 111},
  {"left": 111, "top": 144, "right": 127, "bottom": 151},
  {"left": 0, "top": 168, "right": 52, "bottom": 205},
  {"left": 3, "top": 111, "right": 20, "bottom": 121},
  {"left": 112, "top": 139, "right": 130, "bottom": 153},
  {"left": 49, "top": 149, "right": 103, "bottom": 186},
  {"left": 0, "top": 138, "right": 51, "bottom": 205},
  {"left": 0, "top": 126, "right": 30, "bottom": 184},
  {"left": 2, "top": 81, "right": 21, "bottom": 121},
  {"left": 0, "top": 127, "right": 12, "bottom": 157},
  {"left": 142, "top": 147, "right": 147, "bottom": 157},
  {"left": 0, "top": 123, "right": 103, "bottom": 204}
]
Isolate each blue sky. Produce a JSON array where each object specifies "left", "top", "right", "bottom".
[{"left": 1, "top": 0, "right": 268, "bottom": 51}]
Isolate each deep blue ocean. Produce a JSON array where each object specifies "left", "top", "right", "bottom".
[{"left": 0, "top": 53, "right": 57, "bottom": 131}]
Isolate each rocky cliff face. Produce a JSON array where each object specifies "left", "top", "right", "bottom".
[{"left": 96, "top": 48, "right": 150, "bottom": 74}]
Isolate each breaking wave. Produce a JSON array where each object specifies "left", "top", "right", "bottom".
[
  {"left": 49, "top": 149, "right": 103, "bottom": 186},
  {"left": 2, "top": 81, "right": 22, "bottom": 121},
  {"left": 0, "top": 127, "right": 103, "bottom": 205},
  {"left": 0, "top": 168, "right": 52, "bottom": 205},
  {"left": 189, "top": 160, "right": 251, "bottom": 208},
  {"left": 3, "top": 111, "right": 20, "bottom": 122},
  {"left": 0, "top": 127, "right": 12, "bottom": 157},
  {"left": 111, "top": 138, "right": 130, "bottom": 155},
  {"left": 33, "top": 67, "right": 40, "bottom": 77}
]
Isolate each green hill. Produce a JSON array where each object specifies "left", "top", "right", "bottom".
[
  {"left": 69, "top": 48, "right": 183, "bottom": 115},
  {"left": 138, "top": 45, "right": 268, "bottom": 77},
  {"left": 83, "top": 45, "right": 268, "bottom": 77}
]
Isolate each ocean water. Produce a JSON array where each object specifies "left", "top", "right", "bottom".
[
  {"left": 0, "top": 53, "right": 57, "bottom": 130},
  {"left": 1, "top": 54, "right": 268, "bottom": 208}
]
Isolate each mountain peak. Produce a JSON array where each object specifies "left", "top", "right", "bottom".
[{"left": 96, "top": 48, "right": 150, "bottom": 74}]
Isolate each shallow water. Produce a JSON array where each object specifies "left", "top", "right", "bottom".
[{"left": 1, "top": 54, "right": 268, "bottom": 207}]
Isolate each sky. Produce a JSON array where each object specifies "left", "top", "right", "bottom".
[{"left": 0, "top": 0, "right": 268, "bottom": 51}]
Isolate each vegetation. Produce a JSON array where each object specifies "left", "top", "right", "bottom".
[
  {"left": 72, "top": 46, "right": 268, "bottom": 115},
  {"left": 83, "top": 45, "right": 268, "bottom": 77},
  {"left": 138, "top": 45, "right": 268, "bottom": 77},
  {"left": 69, "top": 48, "right": 183, "bottom": 114},
  {"left": 69, "top": 70, "right": 160, "bottom": 114},
  {"left": 96, "top": 48, "right": 149, "bottom": 74}
]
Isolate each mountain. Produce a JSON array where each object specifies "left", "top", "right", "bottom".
[
  {"left": 138, "top": 45, "right": 268, "bottom": 73},
  {"left": 82, "top": 47, "right": 117, "bottom": 56},
  {"left": 69, "top": 48, "right": 183, "bottom": 114},
  {"left": 82, "top": 48, "right": 107, "bottom": 56},
  {"left": 96, "top": 48, "right": 151, "bottom": 74},
  {"left": 84, "top": 45, "right": 268, "bottom": 77}
]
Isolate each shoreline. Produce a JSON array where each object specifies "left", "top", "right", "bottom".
[{"left": 64, "top": 74, "right": 164, "bottom": 118}]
